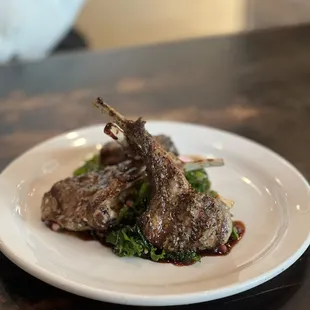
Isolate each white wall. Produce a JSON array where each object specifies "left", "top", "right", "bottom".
[
  {"left": 76, "top": 0, "right": 247, "bottom": 49},
  {"left": 75, "top": 0, "right": 310, "bottom": 50}
]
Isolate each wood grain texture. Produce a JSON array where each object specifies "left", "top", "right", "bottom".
[{"left": 0, "top": 24, "right": 309, "bottom": 310}]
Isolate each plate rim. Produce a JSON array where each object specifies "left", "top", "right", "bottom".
[{"left": 0, "top": 121, "right": 309, "bottom": 306}]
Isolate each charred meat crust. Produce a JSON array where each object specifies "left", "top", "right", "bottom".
[
  {"left": 41, "top": 134, "right": 179, "bottom": 233},
  {"left": 95, "top": 102, "right": 233, "bottom": 252}
]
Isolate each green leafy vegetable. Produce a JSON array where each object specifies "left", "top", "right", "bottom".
[
  {"left": 231, "top": 225, "right": 239, "bottom": 240},
  {"left": 150, "top": 247, "right": 166, "bottom": 261},
  {"left": 117, "top": 182, "right": 150, "bottom": 224},
  {"left": 185, "top": 169, "right": 211, "bottom": 192},
  {"left": 106, "top": 224, "right": 201, "bottom": 264},
  {"left": 185, "top": 168, "right": 218, "bottom": 197},
  {"left": 117, "top": 206, "right": 132, "bottom": 224},
  {"left": 106, "top": 225, "right": 165, "bottom": 261},
  {"left": 136, "top": 182, "right": 150, "bottom": 206},
  {"left": 165, "top": 251, "right": 201, "bottom": 265},
  {"left": 73, "top": 154, "right": 103, "bottom": 176}
]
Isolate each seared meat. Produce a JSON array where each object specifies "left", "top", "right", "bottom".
[
  {"left": 99, "top": 141, "right": 125, "bottom": 166},
  {"left": 41, "top": 135, "right": 179, "bottom": 232},
  {"left": 41, "top": 160, "right": 144, "bottom": 232},
  {"left": 99, "top": 134, "right": 179, "bottom": 166},
  {"left": 95, "top": 98, "right": 233, "bottom": 252},
  {"left": 155, "top": 135, "right": 179, "bottom": 156}
]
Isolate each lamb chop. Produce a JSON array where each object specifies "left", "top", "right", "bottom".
[
  {"left": 41, "top": 159, "right": 145, "bottom": 232},
  {"left": 95, "top": 98, "right": 233, "bottom": 252},
  {"left": 41, "top": 131, "right": 222, "bottom": 233},
  {"left": 41, "top": 132, "right": 185, "bottom": 232}
]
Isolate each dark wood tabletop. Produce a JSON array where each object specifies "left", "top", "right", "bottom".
[{"left": 0, "top": 24, "right": 310, "bottom": 310}]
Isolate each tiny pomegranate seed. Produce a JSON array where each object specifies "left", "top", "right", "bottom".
[{"left": 218, "top": 244, "right": 228, "bottom": 254}]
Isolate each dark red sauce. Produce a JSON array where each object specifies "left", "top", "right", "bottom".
[
  {"left": 200, "top": 220, "right": 245, "bottom": 256},
  {"left": 44, "top": 220, "right": 95, "bottom": 241},
  {"left": 156, "top": 221, "right": 246, "bottom": 266},
  {"left": 64, "top": 230, "right": 95, "bottom": 241},
  {"left": 46, "top": 220, "right": 245, "bottom": 267}
]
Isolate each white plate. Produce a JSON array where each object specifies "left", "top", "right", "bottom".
[{"left": 0, "top": 121, "right": 309, "bottom": 306}]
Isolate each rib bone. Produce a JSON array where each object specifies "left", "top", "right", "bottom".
[{"left": 95, "top": 99, "right": 233, "bottom": 252}]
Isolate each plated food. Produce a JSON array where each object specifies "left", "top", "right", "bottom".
[
  {"left": 41, "top": 98, "right": 244, "bottom": 265},
  {"left": 0, "top": 104, "right": 309, "bottom": 306}
]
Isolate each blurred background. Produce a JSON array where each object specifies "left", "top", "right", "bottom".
[{"left": 1, "top": 0, "right": 310, "bottom": 64}]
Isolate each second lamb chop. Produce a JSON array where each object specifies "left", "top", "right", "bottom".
[{"left": 95, "top": 98, "right": 233, "bottom": 252}]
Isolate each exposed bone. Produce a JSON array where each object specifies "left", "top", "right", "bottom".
[
  {"left": 182, "top": 158, "right": 224, "bottom": 171},
  {"left": 104, "top": 122, "right": 128, "bottom": 151},
  {"left": 104, "top": 122, "right": 125, "bottom": 142},
  {"left": 106, "top": 121, "right": 224, "bottom": 171},
  {"left": 97, "top": 101, "right": 234, "bottom": 210},
  {"left": 95, "top": 100, "right": 233, "bottom": 252},
  {"left": 218, "top": 195, "right": 234, "bottom": 208},
  {"left": 94, "top": 97, "right": 127, "bottom": 128},
  {"left": 104, "top": 122, "right": 141, "bottom": 160}
]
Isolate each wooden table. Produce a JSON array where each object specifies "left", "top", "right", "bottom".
[{"left": 0, "top": 24, "right": 309, "bottom": 310}]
